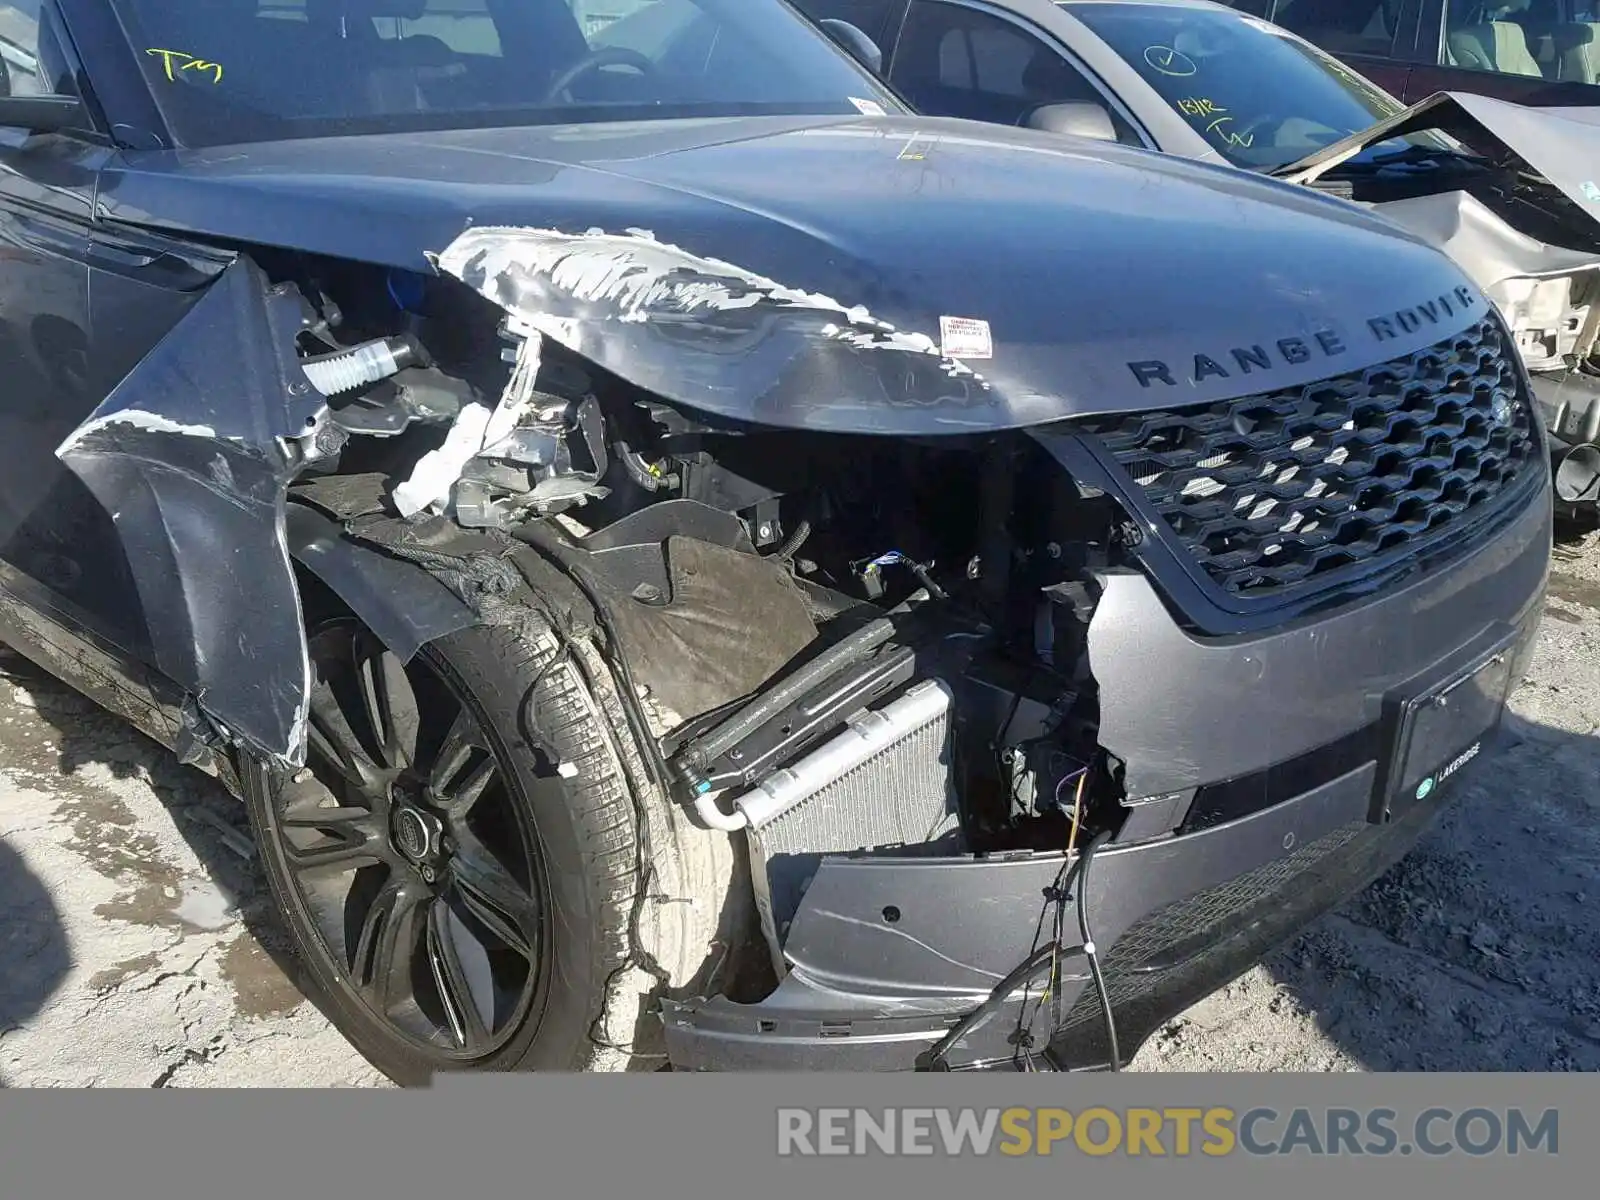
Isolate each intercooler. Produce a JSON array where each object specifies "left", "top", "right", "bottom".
[{"left": 732, "top": 679, "right": 964, "bottom": 952}]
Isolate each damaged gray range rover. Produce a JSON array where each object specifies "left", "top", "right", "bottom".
[{"left": 0, "top": 0, "right": 1550, "bottom": 1078}]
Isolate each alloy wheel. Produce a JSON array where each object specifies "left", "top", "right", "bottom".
[{"left": 273, "top": 622, "right": 549, "bottom": 1059}]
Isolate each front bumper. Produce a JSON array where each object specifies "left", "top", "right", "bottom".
[{"left": 661, "top": 454, "right": 1551, "bottom": 1072}]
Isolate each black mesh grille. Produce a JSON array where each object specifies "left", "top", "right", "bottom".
[
  {"left": 1076, "top": 318, "right": 1537, "bottom": 597},
  {"left": 1055, "top": 821, "right": 1367, "bottom": 1032}
]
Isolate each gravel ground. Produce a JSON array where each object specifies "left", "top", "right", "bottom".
[{"left": 1, "top": 528, "right": 1597, "bottom": 1085}]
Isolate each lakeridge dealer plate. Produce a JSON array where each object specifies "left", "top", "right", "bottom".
[{"left": 1375, "top": 640, "right": 1516, "bottom": 823}]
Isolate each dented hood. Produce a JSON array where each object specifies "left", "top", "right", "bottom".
[{"left": 102, "top": 115, "right": 1481, "bottom": 432}]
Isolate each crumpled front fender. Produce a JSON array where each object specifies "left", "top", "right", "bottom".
[{"left": 55, "top": 257, "right": 331, "bottom": 765}]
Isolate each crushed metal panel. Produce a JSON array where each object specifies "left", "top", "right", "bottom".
[
  {"left": 431, "top": 213, "right": 1485, "bottom": 432},
  {"left": 1368, "top": 190, "right": 1600, "bottom": 369},
  {"left": 56, "top": 257, "right": 332, "bottom": 765},
  {"left": 1371, "top": 191, "right": 1600, "bottom": 284},
  {"left": 1280, "top": 91, "right": 1600, "bottom": 221},
  {"left": 1277, "top": 93, "right": 1600, "bottom": 366}
]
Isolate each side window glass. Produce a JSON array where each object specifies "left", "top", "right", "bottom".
[
  {"left": 573, "top": 1, "right": 663, "bottom": 38},
  {"left": 1443, "top": 0, "right": 1558, "bottom": 80},
  {"left": 890, "top": 0, "right": 1140, "bottom": 140},
  {"left": 0, "top": 1, "right": 47, "bottom": 96},
  {"left": 1272, "top": 0, "right": 1407, "bottom": 58},
  {"left": 377, "top": 0, "right": 503, "bottom": 57},
  {"left": 789, "top": 0, "right": 905, "bottom": 46}
]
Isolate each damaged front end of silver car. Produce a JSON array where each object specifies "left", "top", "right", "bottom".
[{"left": 1281, "top": 89, "right": 1600, "bottom": 507}]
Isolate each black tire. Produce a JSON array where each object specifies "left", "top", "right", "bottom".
[{"left": 243, "top": 612, "right": 735, "bottom": 1083}]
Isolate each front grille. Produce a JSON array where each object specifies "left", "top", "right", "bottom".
[{"left": 1077, "top": 317, "right": 1537, "bottom": 597}]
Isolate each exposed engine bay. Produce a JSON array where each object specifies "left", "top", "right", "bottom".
[
  {"left": 275, "top": 245, "right": 1141, "bottom": 909},
  {"left": 11, "top": 0, "right": 1560, "bottom": 1076}
]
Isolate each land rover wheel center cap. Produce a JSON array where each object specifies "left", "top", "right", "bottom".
[{"left": 392, "top": 804, "right": 442, "bottom": 866}]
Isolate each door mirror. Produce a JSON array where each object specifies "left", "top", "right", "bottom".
[
  {"left": 819, "top": 18, "right": 884, "bottom": 75},
  {"left": 1025, "top": 101, "right": 1118, "bottom": 142},
  {"left": 0, "top": 95, "right": 87, "bottom": 135}
]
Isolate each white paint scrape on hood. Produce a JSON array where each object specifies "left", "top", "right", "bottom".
[
  {"left": 439, "top": 224, "right": 886, "bottom": 325},
  {"left": 434, "top": 225, "right": 984, "bottom": 381}
]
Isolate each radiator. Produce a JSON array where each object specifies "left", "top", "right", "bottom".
[{"left": 739, "top": 679, "right": 962, "bottom": 943}]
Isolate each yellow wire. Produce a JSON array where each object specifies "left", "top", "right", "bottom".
[
  {"left": 1040, "top": 772, "right": 1090, "bottom": 1010},
  {"left": 1067, "top": 770, "right": 1086, "bottom": 855}
]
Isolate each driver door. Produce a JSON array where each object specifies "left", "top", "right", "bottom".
[{"left": 0, "top": 1, "right": 168, "bottom": 735}]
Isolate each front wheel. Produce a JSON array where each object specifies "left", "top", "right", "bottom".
[{"left": 243, "top": 613, "right": 736, "bottom": 1083}]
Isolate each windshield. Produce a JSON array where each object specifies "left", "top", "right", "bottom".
[
  {"left": 1060, "top": 2, "right": 1452, "bottom": 170},
  {"left": 109, "top": 0, "right": 899, "bottom": 146}
]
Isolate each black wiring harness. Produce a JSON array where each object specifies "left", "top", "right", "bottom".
[{"left": 921, "top": 829, "right": 1121, "bottom": 1072}]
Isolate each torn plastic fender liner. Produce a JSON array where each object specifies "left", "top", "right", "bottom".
[
  {"left": 434, "top": 225, "right": 995, "bottom": 434},
  {"left": 284, "top": 503, "right": 479, "bottom": 663},
  {"left": 55, "top": 257, "right": 332, "bottom": 766}
]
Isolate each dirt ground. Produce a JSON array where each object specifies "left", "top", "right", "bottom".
[{"left": 1, "top": 529, "right": 1597, "bottom": 1086}]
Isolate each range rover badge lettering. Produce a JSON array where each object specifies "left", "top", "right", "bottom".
[{"left": 1128, "top": 287, "right": 1484, "bottom": 388}]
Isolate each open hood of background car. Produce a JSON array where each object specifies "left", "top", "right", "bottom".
[
  {"left": 1278, "top": 90, "right": 1600, "bottom": 214},
  {"left": 102, "top": 115, "right": 1480, "bottom": 435}
]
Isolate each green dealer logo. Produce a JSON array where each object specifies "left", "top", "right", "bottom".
[{"left": 1415, "top": 776, "right": 1435, "bottom": 801}]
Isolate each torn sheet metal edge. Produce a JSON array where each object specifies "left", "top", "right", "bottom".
[
  {"left": 57, "top": 409, "right": 227, "bottom": 451},
  {"left": 433, "top": 225, "right": 997, "bottom": 435},
  {"left": 56, "top": 256, "right": 332, "bottom": 767}
]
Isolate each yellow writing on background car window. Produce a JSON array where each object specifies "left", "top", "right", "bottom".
[
  {"left": 1175, "top": 97, "right": 1253, "bottom": 149},
  {"left": 147, "top": 49, "right": 224, "bottom": 84}
]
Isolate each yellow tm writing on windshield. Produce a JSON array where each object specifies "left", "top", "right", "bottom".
[{"left": 147, "top": 49, "right": 224, "bottom": 84}]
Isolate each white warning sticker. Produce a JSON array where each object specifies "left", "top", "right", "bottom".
[
  {"left": 849, "top": 96, "right": 887, "bottom": 116},
  {"left": 939, "top": 316, "right": 993, "bottom": 360}
]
